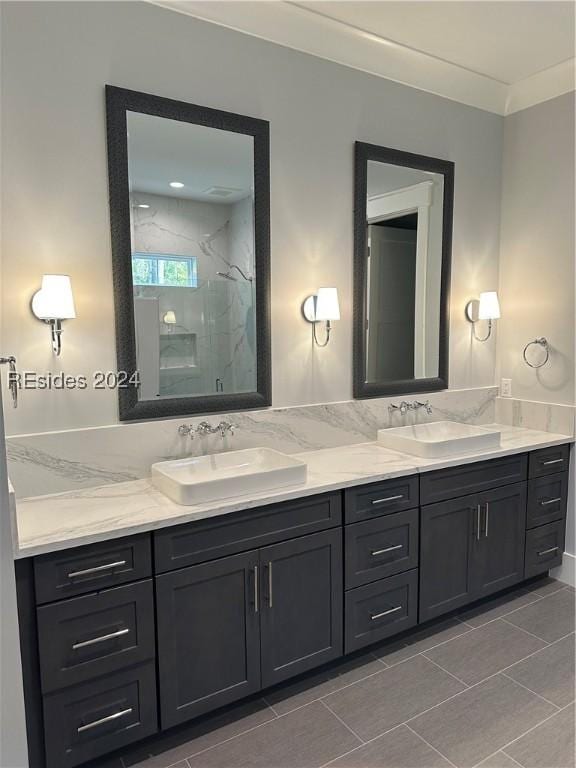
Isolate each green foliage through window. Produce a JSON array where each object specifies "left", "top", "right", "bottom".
[{"left": 132, "top": 253, "right": 198, "bottom": 287}]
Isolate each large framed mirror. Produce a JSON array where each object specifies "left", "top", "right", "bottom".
[
  {"left": 353, "top": 142, "right": 454, "bottom": 399},
  {"left": 106, "top": 86, "right": 271, "bottom": 421}
]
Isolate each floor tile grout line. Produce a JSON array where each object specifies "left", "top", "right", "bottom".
[
  {"left": 405, "top": 723, "right": 459, "bottom": 768},
  {"left": 455, "top": 591, "right": 550, "bottom": 630},
  {"left": 499, "top": 753, "right": 526, "bottom": 768},
  {"left": 378, "top": 623, "right": 476, "bottom": 667},
  {"left": 319, "top": 699, "right": 365, "bottom": 745},
  {"left": 479, "top": 701, "right": 575, "bottom": 767},
  {"left": 420, "top": 653, "right": 471, "bottom": 688},
  {"left": 261, "top": 696, "right": 280, "bottom": 717},
  {"left": 499, "top": 616, "right": 552, "bottom": 645},
  {"left": 318, "top": 724, "right": 406, "bottom": 768},
  {"left": 500, "top": 671, "right": 562, "bottom": 711}
]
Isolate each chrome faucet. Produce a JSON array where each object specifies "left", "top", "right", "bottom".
[
  {"left": 413, "top": 400, "right": 433, "bottom": 415},
  {"left": 388, "top": 401, "right": 412, "bottom": 416},
  {"left": 177, "top": 424, "right": 195, "bottom": 439},
  {"left": 193, "top": 421, "right": 236, "bottom": 438}
]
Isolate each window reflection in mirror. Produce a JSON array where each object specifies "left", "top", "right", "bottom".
[
  {"left": 366, "top": 161, "right": 444, "bottom": 383},
  {"left": 126, "top": 112, "right": 257, "bottom": 401}
]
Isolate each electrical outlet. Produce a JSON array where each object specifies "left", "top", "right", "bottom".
[{"left": 501, "top": 378, "right": 512, "bottom": 397}]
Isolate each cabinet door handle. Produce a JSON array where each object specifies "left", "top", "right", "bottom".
[
  {"left": 253, "top": 565, "right": 259, "bottom": 613},
  {"left": 371, "top": 605, "right": 402, "bottom": 620},
  {"left": 268, "top": 562, "right": 273, "bottom": 608},
  {"left": 371, "top": 494, "right": 403, "bottom": 506},
  {"left": 67, "top": 560, "right": 127, "bottom": 579},
  {"left": 538, "top": 546, "right": 559, "bottom": 557},
  {"left": 72, "top": 628, "right": 130, "bottom": 650},
  {"left": 542, "top": 458, "right": 564, "bottom": 466},
  {"left": 540, "top": 497, "right": 562, "bottom": 506},
  {"left": 371, "top": 544, "right": 402, "bottom": 556},
  {"left": 476, "top": 505, "right": 481, "bottom": 541},
  {"left": 77, "top": 707, "right": 133, "bottom": 734},
  {"left": 484, "top": 502, "right": 489, "bottom": 538}
]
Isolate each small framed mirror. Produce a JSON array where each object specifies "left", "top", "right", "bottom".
[
  {"left": 106, "top": 86, "right": 271, "bottom": 421},
  {"left": 353, "top": 142, "right": 454, "bottom": 399}
]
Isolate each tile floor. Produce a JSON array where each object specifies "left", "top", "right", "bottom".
[{"left": 93, "top": 577, "right": 575, "bottom": 768}]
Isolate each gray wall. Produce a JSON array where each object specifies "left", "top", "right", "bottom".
[
  {"left": 498, "top": 92, "right": 575, "bottom": 406},
  {"left": 0, "top": 1, "right": 504, "bottom": 435}
]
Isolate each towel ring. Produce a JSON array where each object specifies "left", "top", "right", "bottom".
[{"left": 523, "top": 337, "right": 550, "bottom": 369}]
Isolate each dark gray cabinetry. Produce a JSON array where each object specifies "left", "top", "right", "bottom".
[
  {"left": 527, "top": 473, "right": 569, "bottom": 528},
  {"left": 156, "top": 550, "right": 261, "bottom": 728},
  {"left": 344, "top": 476, "right": 418, "bottom": 523},
  {"left": 157, "top": 528, "right": 342, "bottom": 726},
  {"left": 43, "top": 661, "right": 157, "bottom": 768},
  {"left": 345, "top": 570, "right": 418, "bottom": 652},
  {"left": 345, "top": 508, "right": 418, "bottom": 588},
  {"left": 420, "top": 496, "right": 477, "bottom": 622},
  {"left": 529, "top": 444, "right": 570, "bottom": 478},
  {"left": 420, "top": 481, "right": 527, "bottom": 621},
  {"left": 473, "top": 483, "right": 527, "bottom": 598},
  {"left": 525, "top": 519, "right": 566, "bottom": 577},
  {"left": 259, "top": 529, "right": 343, "bottom": 687}
]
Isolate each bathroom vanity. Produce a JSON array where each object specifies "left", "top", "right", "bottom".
[{"left": 13, "top": 434, "right": 571, "bottom": 768}]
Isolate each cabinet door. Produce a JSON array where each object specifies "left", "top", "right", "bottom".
[
  {"left": 474, "top": 483, "right": 527, "bottom": 598},
  {"left": 259, "top": 529, "right": 343, "bottom": 688},
  {"left": 156, "top": 550, "right": 260, "bottom": 729},
  {"left": 420, "top": 495, "right": 478, "bottom": 622}
]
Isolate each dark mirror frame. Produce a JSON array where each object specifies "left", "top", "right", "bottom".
[
  {"left": 353, "top": 141, "right": 454, "bottom": 399},
  {"left": 105, "top": 85, "right": 271, "bottom": 421}
]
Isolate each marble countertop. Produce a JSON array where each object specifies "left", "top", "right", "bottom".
[{"left": 13, "top": 423, "right": 573, "bottom": 558}]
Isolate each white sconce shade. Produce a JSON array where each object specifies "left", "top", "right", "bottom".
[
  {"left": 315, "top": 288, "right": 340, "bottom": 321},
  {"left": 31, "top": 274, "right": 76, "bottom": 355},
  {"left": 163, "top": 310, "right": 177, "bottom": 325},
  {"left": 31, "top": 275, "right": 76, "bottom": 320},
  {"left": 478, "top": 291, "right": 500, "bottom": 320}
]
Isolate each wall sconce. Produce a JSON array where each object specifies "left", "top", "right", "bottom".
[
  {"left": 31, "top": 274, "right": 76, "bottom": 355},
  {"left": 302, "top": 287, "right": 340, "bottom": 347},
  {"left": 163, "top": 310, "right": 176, "bottom": 332},
  {"left": 465, "top": 290, "right": 500, "bottom": 341}
]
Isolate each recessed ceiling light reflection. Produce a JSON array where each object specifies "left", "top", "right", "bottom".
[{"left": 169, "top": 181, "right": 184, "bottom": 188}]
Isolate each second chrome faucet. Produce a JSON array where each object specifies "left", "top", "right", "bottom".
[
  {"left": 178, "top": 421, "right": 235, "bottom": 439},
  {"left": 388, "top": 400, "right": 433, "bottom": 416}
]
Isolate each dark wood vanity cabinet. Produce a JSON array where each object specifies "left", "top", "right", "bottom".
[{"left": 16, "top": 447, "right": 571, "bottom": 768}]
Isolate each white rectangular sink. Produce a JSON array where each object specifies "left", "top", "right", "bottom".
[
  {"left": 151, "top": 448, "right": 307, "bottom": 505},
  {"left": 377, "top": 421, "right": 501, "bottom": 458}
]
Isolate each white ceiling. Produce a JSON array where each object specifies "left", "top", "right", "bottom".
[
  {"left": 127, "top": 111, "right": 253, "bottom": 203},
  {"left": 296, "top": 1, "right": 575, "bottom": 85},
  {"left": 153, "top": 0, "right": 576, "bottom": 115}
]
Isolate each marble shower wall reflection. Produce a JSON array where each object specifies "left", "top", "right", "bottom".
[
  {"left": 8, "top": 387, "right": 498, "bottom": 498},
  {"left": 132, "top": 193, "right": 256, "bottom": 398}
]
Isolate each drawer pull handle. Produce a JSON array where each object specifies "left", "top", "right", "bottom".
[
  {"left": 540, "top": 497, "right": 562, "bottom": 507},
  {"left": 77, "top": 707, "right": 133, "bottom": 734},
  {"left": 371, "top": 494, "right": 404, "bottom": 506},
  {"left": 371, "top": 606, "right": 402, "bottom": 620},
  {"left": 371, "top": 544, "right": 403, "bottom": 556},
  {"left": 253, "top": 565, "right": 259, "bottom": 613},
  {"left": 67, "top": 560, "right": 127, "bottom": 579},
  {"left": 485, "top": 502, "right": 489, "bottom": 538},
  {"left": 538, "top": 546, "right": 559, "bottom": 557},
  {"left": 542, "top": 458, "right": 564, "bottom": 466},
  {"left": 72, "top": 628, "right": 130, "bottom": 651}
]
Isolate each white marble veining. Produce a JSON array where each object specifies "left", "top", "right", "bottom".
[
  {"left": 6, "top": 387, "right": 498, "bottom": 498},
  {"left": 495, "top": 397, "right": 575, "bottom": 436},
  {"left": 13, "top": 423, "right": 572, "bottom": 558}
]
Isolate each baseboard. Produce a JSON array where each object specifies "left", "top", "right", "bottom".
[{"left": 551, "top": 552, "right": 576, "bottom": 587}]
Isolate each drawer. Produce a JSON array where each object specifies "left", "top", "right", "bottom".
[
  {"left": 527, "top": 474, "right": 568, "bottom": 529},
  {"left": 420, "top": 454, "right": 528, "bottom": 505},
  {"left": 344, "top": 476, "right": 418, "bottom": 524},
  {"left": 344, "top": 570, "right": 418, "bottom": 653},
  {"left": 42, "top": 661, "right": 157, "bottom": 768},
  {"left": 154, "top": 492, "right": 341, "bottom": 573},
  {"left": 34, "top": 534, "right": 152, "bottom": 605},
  {"left": 525, "top": 520, "right": 566, "bottom": 578},
  {"left": 529, "top": 445, "right": 570, "bottom": 479},
  {"left": 37, "top": 580, "right": 155, "bottom": 693},
  {"left": 345, "top": 509, "right": 419, "bottom": 588}
]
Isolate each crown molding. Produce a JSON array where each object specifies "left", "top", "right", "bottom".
[
  {"left": 150, "top": 1, "right": 574, "bottom": 117},
  {"left": 505, "top": 58, "right": 575, "bottom": 115}
]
